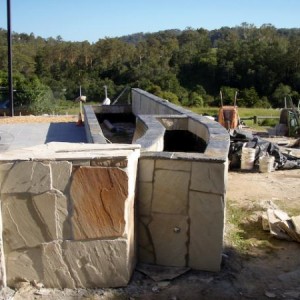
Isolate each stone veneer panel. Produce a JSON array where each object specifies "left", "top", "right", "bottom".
[
  {"left": 70, "top": 166, "right": 128, "bottom": 239},
  {"left": 32, "top": 192, "right": 70, "bottom": 240},
  {"left": 63, "top": 239, "right": 131, "bottom": 288},
  {"left": 42, "top": 241, "right": 76, "bottom": 288},
  {"left": 155, "top": 159, "right": 191, "bottom": 172},
  {"left": 91, "top": 158, "right": 128, "bottom": 168},
  {"left": 0, "top": 143, "right": 140, "bottom": 289},
  {"left": 189, "top": 191, "right": 224, "bottom": 271},
  {"left": 1, "top": 161, "right": 51, "bottom": 194},
  {"left": 149, "top": 214, "right": 188, "bottom": 267},
  {"left": 190, "top": 161, "right": 226, "bottom": 194},
  {"left": 6, "top": 239, "right": 132, "bottom": 288},
  {"left": 0, "top": 163, "right": 13, "bottom": 191},
  {"left": 50, "top": 161, "right": 72, "bottom": 192},
  {"left": 137, "top": 216, "right": 155, "bottom": 264},
  {"left": 137, "top": 182, "right": 153, "bottom": 216},
  {"left": 6, "top": 247, "right": 42, "bottom": 287},
  {"left": 138, "top": 159, "right": 154, "bottom": 182},
  {"left": 2, "top": 195, "right": 50, "bottom": 251},
  {"left": 152, "top": 169, "right": 190, "bottom": 214}
]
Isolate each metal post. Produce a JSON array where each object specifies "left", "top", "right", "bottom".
[{"left": 7, "top": 0, "right": 14, "bottom": 116}]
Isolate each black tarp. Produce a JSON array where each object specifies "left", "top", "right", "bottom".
[{"left": 229, "top": 130, "right": 300, "bottom": 170}]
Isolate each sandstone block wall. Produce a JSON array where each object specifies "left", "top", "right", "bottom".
[
  {"left": 131, "top": 89, "right": 229, "bottom": 272},
  {"left": 137, "top": 157, "right": 227, "bottom": 272},
  {"left": 0, "top": 143, "right": 140, "bottom": 288}
]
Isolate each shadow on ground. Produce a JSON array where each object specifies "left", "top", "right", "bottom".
[{"left": 45, "top": 123, "right": 87, "bottom": 143}]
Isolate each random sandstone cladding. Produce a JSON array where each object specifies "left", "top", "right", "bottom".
[
  {"left": 0, "top": 144, "right": 140, "bottom": 288},
  {"left": 0, "top": 89, "right": 229, "bottom": 288},
  {"left": 137, "top": 158, "right": 227, "bottom": 272}
]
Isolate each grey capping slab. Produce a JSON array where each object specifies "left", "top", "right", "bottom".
[
  {"left": 92, "top": 104, "right": 132, "bottom": 115},
  {"left": 83, "top": 105, "right": 107, "bottom": 144},
  {"left": 131, "top": 89, "right": 230, "bottom": 160}
]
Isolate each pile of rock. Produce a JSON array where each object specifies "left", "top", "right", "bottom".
[{"left": 262, "top": 208, "right": 300, "bottom": 242}]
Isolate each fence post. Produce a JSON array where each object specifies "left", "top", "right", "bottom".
[{"left": 254, "top": 116, "right": 258, "bottom": 124}]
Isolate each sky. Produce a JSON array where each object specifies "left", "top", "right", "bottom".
[{"left": 0, "top": 0, "right": 299, "bottom": 43}]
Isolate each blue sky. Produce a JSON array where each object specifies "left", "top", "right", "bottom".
[{"left": 0, "top": 0, "right": 299, "bottom": 43}]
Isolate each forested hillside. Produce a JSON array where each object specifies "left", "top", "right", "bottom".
[{"left": 0, "top": 23, "right": 300, "bottom": 112}]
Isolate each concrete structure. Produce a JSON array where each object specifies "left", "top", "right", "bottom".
[{"left": 0, "top": 88, "right": 229, "bottom": 288}]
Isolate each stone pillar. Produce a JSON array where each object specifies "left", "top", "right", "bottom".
[
  {"left": 0, "top": 143, "right": 140, "bottom": 288},
  {"left": 137, "top": 156, "right": 228, "bottom": 272}
]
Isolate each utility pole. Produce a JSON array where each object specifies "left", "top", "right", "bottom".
[{"left": 7, "top": 0, "right": 14, "bottom": 116}]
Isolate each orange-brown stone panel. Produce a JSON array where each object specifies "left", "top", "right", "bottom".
[{"left": 70, "top": 167, "right": 128, "bottom": 239}]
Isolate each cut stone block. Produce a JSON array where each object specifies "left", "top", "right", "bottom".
[
  {"left": 63, "top": 239, "right": 131, "bottom": 288},
  {"left": 137, "top": 182, "right": 153, "bottom": 216},
  {"left": 189, "top": 191, "right": 224, "bottom": 271},
  {"left": 152, "top": 170, "right": 189, "bottom": 214},
  {"left": 50, "top": 161, "right": 72, "bottom": 192},
  {"left": 70, "top": 166, "right": 128, "bottom": 239},
  {"left": 149, "top": 213, "right": 188, "bottom": 267},
  {"left": 2, "top": 195, "right": 50, "bottom": 251},
  {"left": 267, "top": 209, "right": 292, "bottom": 241},
  {"left": 191, "top": 162, "right": 226, "bottom": 195},
  {"left": 277, "top": 219, "right": 300, "bottom": 242},
  {"left": 274, "top": 209, "right": 290, "bottom": 221},
  {"left": 138, "top": 159, "right": 154, "bottom": 182},
  {"left": 1, "top": 161, "right": 51, "bottom": 194}
]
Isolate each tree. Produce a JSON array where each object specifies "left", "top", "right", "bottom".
[
  {"left": 272, "top": 83, "right": 292, "bottom": 107},
  {"left": 240, "top": 87, "right": 260, "bottom": 107}
]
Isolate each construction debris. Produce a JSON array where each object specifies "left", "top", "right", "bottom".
[
  {"left": 229, "top": 129, "right": 300, "bottom": 170},
  {"left": 262, "top": 208, "right": 300, "bottom": 242}
]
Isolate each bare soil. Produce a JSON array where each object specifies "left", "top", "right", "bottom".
[
  {"left": 0, "top": 115, "right": 78, "bottom": 124},
  {"left": 2, "top": 119, "right": 300, "bottom": 300}
]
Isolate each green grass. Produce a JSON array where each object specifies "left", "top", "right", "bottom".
[
  {"left": 226, "top": 200, "right": 275, "bottom": 254},
  {"left": 52, "top": 99, "right": 100, "bottom": 115}
]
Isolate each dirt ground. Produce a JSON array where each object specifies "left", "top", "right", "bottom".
[
  {"left": 0, "top": 115, "right": 78, "bottom": 124},
  {"left": 1, "top": 118, "right": 300, "bottom": 300}
]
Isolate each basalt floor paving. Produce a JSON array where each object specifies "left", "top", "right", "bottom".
[{"left": 0, "top": 122, "right": 87, "bottom": 152}]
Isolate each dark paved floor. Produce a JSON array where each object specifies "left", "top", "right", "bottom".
[{"left": 0, "top": 122, "right": 87, "bottom": 152}]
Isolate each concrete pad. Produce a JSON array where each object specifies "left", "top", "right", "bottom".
[{"left": 0, "top": 123, "right": 87, "bottom": 152}]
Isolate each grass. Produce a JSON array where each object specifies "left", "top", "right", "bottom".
[
  {"left": 189, "top": 106, "right": 281, "bottom": 130},
  {"left": 226, "top": 200, "right": 275, "bottom": 254},
  {"left": 272, "top": 200, "right": 300, "bottom": 217},
  {"left": 189, "top": 106, "right": 280, "bottom": 119},
  {"left": 52, "top": 99, "right": 100, "bottom": 115}
]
